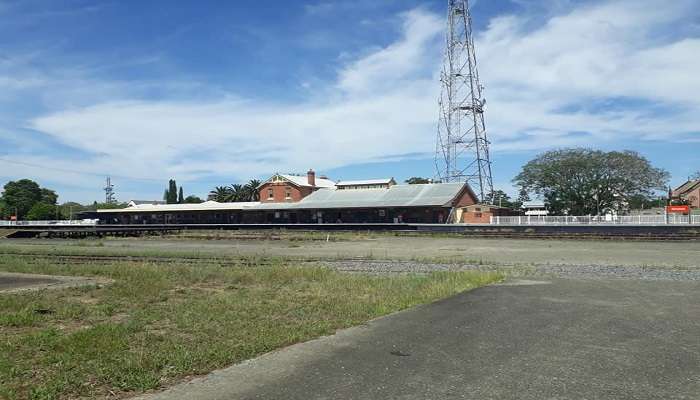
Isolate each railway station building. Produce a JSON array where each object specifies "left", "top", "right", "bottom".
[
  {"left": 672, "top": 180, "right": 700, "bottom": 208},
  {"left": 96, "top": 170, "right": 479, "bottom": 225}
]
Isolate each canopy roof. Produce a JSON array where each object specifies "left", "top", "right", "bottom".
[
  {"left": 98, "top": 183, "right": 473, "bottom": 213},
  {"left": 256, "top": 183, "right": 468, "bottom": 210}
]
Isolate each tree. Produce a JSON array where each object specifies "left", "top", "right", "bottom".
[
  {"left": 513, "top": 148, "right": 669, "bottom": 215},
  {"left": 178, "top": 186, "right": 184, "bottom": 204},
  {"left": 1, "top": 179, "right": 51, "bottom": 219},
  {"left": 58, "top": 202, "right": 87, "bottom": 220},
  {"left": 165, "top": 179, "right": 178, "bottom": 204},
  {"left": 184, "top": 195, "right": 203, "bottom": 204},
  {"left": 628, "top": 194, "right": 665, "bottom": 210},
  {"left": 26, "top": 202, "right": 57, "bottom": 221},
  {"left": 40, "top": 188, "right": 58, "bottom": 205},
  {"left": 510, "top": 188, "right": 531, "bottom": 210},
  {"left": 487, "top": 190, "right": 515, "bottom": 208},
  {"left": 208, "top": 186, "right": 232, "bottom": 202},
  {"left": 93, "top": 202, "right": 128, "bottom": 210},
  {"left": 405, "top": 177, "right": 431, "bottom": 184},
  {"left": 244, "top": 179, "right": 262, "bottom": 201},
  {"left": 228, "top": 184, "right": 244, "bottom": 202}
]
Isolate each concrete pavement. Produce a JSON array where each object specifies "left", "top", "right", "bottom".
[{"left": 137, "top": 278, "right": 700, "bottom": 400}]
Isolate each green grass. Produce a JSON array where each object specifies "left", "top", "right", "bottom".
[{"left": 0, "top": 254, "right": 502, "bottom": 400}]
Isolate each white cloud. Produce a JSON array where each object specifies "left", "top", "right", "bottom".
[
  {"left": 2, "top": 0, "right": 699, "bottom": 201},
  {"left": 478, "top": 0, "right": 700, "bottom": 148},
  {"left": 25, "top": 9, "right": 442, "bottom": 186}
]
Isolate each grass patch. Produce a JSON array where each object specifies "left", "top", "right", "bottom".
[{"left": 0, "top": 254, "right": 502, "bottom": 399}]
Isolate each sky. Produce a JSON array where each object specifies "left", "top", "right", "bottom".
[{"left": 0, "top": 0, "right": 698, "bottom": 203}]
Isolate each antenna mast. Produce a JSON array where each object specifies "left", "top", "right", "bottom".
[
  {"left": 435, "top": 0, "right": 494, "bottom": 202},
  {"left": 104, "top": 177, "right": 116, "bottom": 204}
]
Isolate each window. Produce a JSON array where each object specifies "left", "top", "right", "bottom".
[
  {"left": 285, "top": 187, "right": 292, "bottom": 199},
  {"left": 474, "top": 212, "right": 482, "bottom": 218},
  {"left": 474, "top": 207, "right": 481, "bottom": 212},
  {"left": 268, "top": 188, "right": 274, "bottom": 199}
]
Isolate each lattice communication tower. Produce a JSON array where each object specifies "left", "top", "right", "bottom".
[
  {"left": 104, "top": 177, "right": 116, "bottom": 204},
  {"left": 435, "top": 0, "right": 493, "bottom": 202}
]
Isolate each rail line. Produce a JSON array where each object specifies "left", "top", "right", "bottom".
[{"left": 1, "top": 223, "right": 699, "bottom": 240}]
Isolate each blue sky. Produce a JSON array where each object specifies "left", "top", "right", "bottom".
[{"left": 0, "top": 0, "right": 698, "bottom": 203}]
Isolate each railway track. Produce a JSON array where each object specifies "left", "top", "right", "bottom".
[
  {"left": 434, "top": 232, "right": 700, "bottom": 241},
  {"left": 0, "top": 252, "right": 347, "bottom": 267}
]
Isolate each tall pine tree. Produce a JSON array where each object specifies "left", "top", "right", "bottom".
[
  {"left": 178, "top": 186, "right": 184, "bottom": 204},
  {"left": 166, "top": 180, "right": 178, "bottom": 204}
]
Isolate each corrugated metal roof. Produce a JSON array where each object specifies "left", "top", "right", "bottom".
[
  {"left": 258, "top": 174, "right": 336, "bottom": 188},
  {"left": 256, "top": 183, "right": 465, "bottom": 210},
  {"left": 98, "top": 183, "right": 469, "bottom": 213},
  {"left": 129, "top": 200, "right": 166, "bottom": 205},
  {"left": 673, "top": 180, "right": 700, "bottom": 195},
  {"left": 336, "top": 178, "right": 394, "bottom": 186},
  {"left": 98, "top": 201, "right": 260, "bottom": 213},
  {"left": 281, "top": 174, "right": 335, "bottom": 188}
]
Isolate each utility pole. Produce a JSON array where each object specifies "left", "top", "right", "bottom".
[{"left": 435, "top": 0, "right": 494, "bottom": 203}]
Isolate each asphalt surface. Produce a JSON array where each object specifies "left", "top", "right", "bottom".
[
  {"left": 0, "top": 272, "right": 110, "bottom": 293},
  {"left": 137, "top": 278, "right": 700, "bottom": 400},
  {"left": 0, "top": 274, "right": 59, "bottom": 291}
]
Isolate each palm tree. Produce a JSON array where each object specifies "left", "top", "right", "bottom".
[
  {"left": 228, "top": 184, "right": 245, "bottom": 202},
  {"left": 244, "top": 179, "right": 262, "bottom": 201},
  {"left": 208, "top": 186, "right": 231, "bottom": 202}
]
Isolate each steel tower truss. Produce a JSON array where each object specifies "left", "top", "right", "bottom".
[{"left": 435, "top": 0, "right": 493, "bottom": 202}]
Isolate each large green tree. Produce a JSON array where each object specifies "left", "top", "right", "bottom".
[
  {"left": 26, "top": 203, "right": 58, "bottom": 220},
  {"left": 178, "top": 186, "right": 184, "bottom": 204},
  {"left": 1, "top": 179, "right": 58, "bottom": 219},
  {"left": 513, "top": 149, "right": 669, "bottom": 215}
]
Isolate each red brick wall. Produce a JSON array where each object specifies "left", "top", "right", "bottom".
[
  {"left": 453, "top": 186, "right": 478, "bottom": 207},
  {"left": 685, "top": 188, "right": 700, "bottom": 208},
  {"left": 462, "top": 210, "right": 492, "bottom": 224},
  {"left": 461, "top": 206, "right": 515, "bottom": 223},
  {"left": 258, "top": 182, "right": 313, "bottom": 203}
]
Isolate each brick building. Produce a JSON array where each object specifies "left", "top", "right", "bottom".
[
  {"left": 257, "top": 170, "right": 335, "bottom": 203},
  {"left": 672, "top": 180, "right": 700, "bottom": 208},
  {"left": 96, "top": 170, "right": 479, "bottom": 225},
  {"left": 458, "top": 204, "right": 516, "bottom": 224}
]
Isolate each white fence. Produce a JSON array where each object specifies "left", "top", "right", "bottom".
[
  {"left": 0, "top": 220, "right": 98, "bottom": 227},
  {"left": 491, "top": 215, "right": 700, "bottom": 225}
]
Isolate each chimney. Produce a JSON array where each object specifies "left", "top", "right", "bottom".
[{"left": 307, "top": 169, "right": 316, "bottom": 187}]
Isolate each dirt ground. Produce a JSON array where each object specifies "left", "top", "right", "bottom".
[{"left": 3, "top": 235, "right": 699, "bottom": 267}]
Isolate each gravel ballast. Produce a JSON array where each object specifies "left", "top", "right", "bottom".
[{"left": 325, "top": 260, "right": 700, "bottom": 281}]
